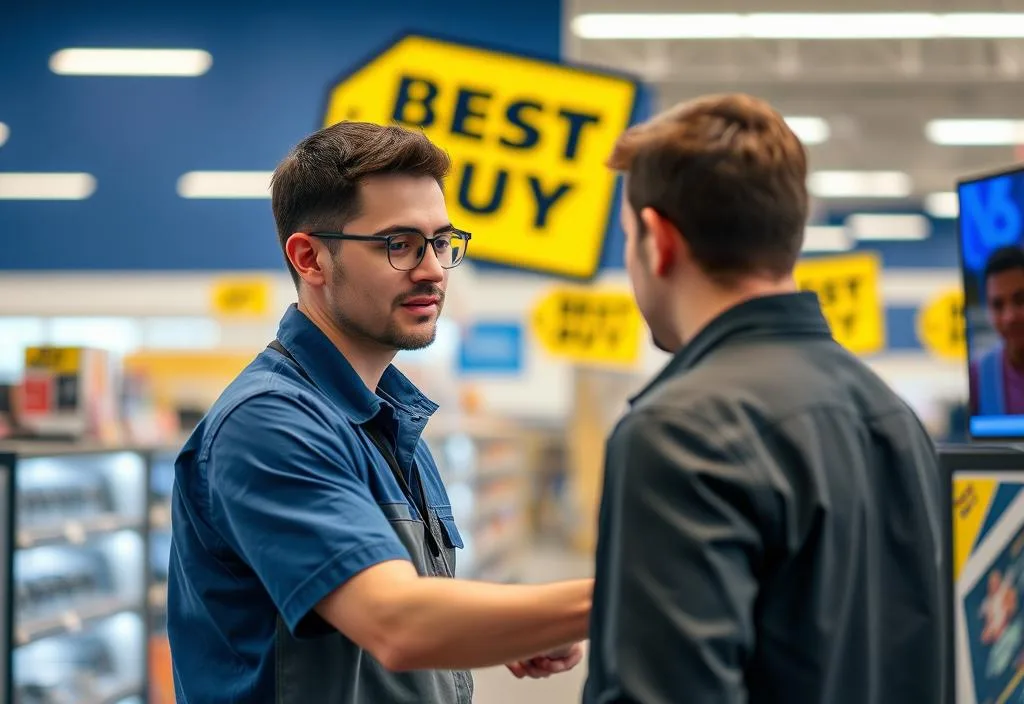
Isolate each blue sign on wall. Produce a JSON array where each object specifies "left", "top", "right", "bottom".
[
  {"left": 457, "top": 322, "right": 523, "bottom": 374},
  {"left": 1, "top": 1, "right": 564, "bottom": 271}
]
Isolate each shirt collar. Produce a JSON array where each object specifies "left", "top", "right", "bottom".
[
  {"left": 630, "top": 291, "right": 832, "bottom": 406},
  {"left": 275, "top": 304, "right": 439, "bottom": 424}
]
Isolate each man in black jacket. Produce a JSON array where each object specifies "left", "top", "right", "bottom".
[{"left": 583, "top": 93, "right": 947, "bottom": 704}]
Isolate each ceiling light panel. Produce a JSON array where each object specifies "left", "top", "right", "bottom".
[
  {"left": 49, "top": 48, "right": 212, "bottom": 77},
  {"left": 571, "top": 13, "right": 1024, "bottom": 40}
]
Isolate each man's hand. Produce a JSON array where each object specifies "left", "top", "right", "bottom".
[{"left": 506, "top": 642, "right": 585, "bottom": 679}]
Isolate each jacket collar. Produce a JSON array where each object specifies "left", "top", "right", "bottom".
[{"left": 630, "top": 291, "right": 831, "bottom": 406}]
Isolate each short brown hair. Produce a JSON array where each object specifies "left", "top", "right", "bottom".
[
  {"left": 271, "top": 121, "right": 451, "bottom": 287},
  {"left": 608, "top": 93, "right": 808, "bottom": 284}
]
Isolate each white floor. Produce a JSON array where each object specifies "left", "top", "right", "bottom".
[{"left": 470, "top": 542, "right": 595, "bottom": 704}]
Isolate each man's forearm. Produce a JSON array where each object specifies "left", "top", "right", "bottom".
[{"left": 383, "top": 577, "right": 592, "bottom": 671}]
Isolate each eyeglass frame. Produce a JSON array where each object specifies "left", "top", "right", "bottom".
[{"left": 308, "top": 227, "right": 472, "bottom": 271}]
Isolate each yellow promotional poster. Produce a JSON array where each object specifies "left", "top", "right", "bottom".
[
  {"left": 917, "top": 288, "right": 967, "bottom": 361},
  {"left": 952, "top": 471, "right": 1024, "bottom": 704},
  {"left": 210, "top": 277, "right": 273, "bottom": 318},
  {"left": 531, "top": 287, "right": 642, "bottom": 367},
  {"left": 322, "top": 34, "right": 641, "bottom": 280},
  {"left": 794, "top": 252, "right": 885, "bottom": 355}
]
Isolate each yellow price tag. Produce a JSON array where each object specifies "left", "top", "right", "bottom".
[
  {"left": 210, "top": 278, "right": 273, "bottom": 318},
  {"left": 25, "top": 347, "right": 81, "bottom": 375},
  {"left": 532, "top": 287, "right": 642, "bottom": 367},
  {"left": 794, "top": 252, "right": 885, "bottom": 355},
  {"left": 916, "top": 288, "right": 966, "bottom": 361},
  {"left": 323, "top": 34, "right": 640, "bottom": 280}
]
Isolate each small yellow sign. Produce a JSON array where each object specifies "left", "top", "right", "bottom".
[
  {"left": 795, "top": 252, "right": 885, "bottom": 355},
  {"left": 25, "top": 347, "right": 82, "bottom": 375},
  {"left": 952, "top": 477, "right": 997, "bottom": 581},
  {"left": 323, "top": 34, "right": 640, "bottom": 280},
  {"left": 917, "top": 288, "right": 966, "bottom": 361},
  {"left": 532, "top": 287, "right": 642, "bottom": 366},
  {"left": 210, "top": 278, "right": 273, "bottom": 318}
]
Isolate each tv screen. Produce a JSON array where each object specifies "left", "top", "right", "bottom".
[{"left": 960, "top": 164, "right": 1024, "bottom": 439}]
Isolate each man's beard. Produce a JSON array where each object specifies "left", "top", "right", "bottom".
[
  {"left": 337, "top": 309, "right": 437, "bottom": 350},
  {"left": 329, "top": 269, "right": 441, "bottom": 351}
]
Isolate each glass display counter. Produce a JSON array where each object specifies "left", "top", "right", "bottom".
[
  {"left": 146, "top": 450, "right": 175, "bottom": 704},
  {"left": 0, "top": 442, "right": 149, "bottom": 704}
]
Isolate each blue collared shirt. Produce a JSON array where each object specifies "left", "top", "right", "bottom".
[{"left": 167, "top": 304, "right": 466, "bottom": 703}]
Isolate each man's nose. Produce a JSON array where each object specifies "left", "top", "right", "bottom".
[{"left": 410, "top": 243, "right": 444, "bottom": 283}]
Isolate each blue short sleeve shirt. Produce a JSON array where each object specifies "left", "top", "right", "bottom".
[{"left": 166, "top": 304, "right": 468, "bottom": 703}]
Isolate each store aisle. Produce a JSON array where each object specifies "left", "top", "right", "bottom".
[{"left": 471, "top": 541, "right": 594, "bottom": 704}]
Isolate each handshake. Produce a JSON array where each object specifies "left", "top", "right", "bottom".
[{"left": 506, "top": 642, "right": 586, "bottom": 679}]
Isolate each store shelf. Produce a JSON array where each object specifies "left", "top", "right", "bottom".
[
  {"left": 149, "top": 504, "right": 171, "bottom": 530},
  {"left": 16, "top": 596, "right": 141, "bottom": 647},
  {"left": 425, "top": 417, "right": 532, "bottom": 582},
  {"left": 16, "top": 678, "right": 144, "bottom": 704},
  {"left": 17, "top": 515, "right": 144, "bottom": 550},
  {"left": 0, "top": 445, "right": 151, "bottom": 704},
  {"left": 96, "top": 684, "right": 145, "bottom": 704},
  {"left": 149, "top": 582, "right": 168, "bottom": 610},
  {"left": 147, "top": 450, "right": 176, "bottom": 703}
]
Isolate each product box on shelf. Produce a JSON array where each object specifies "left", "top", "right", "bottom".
[{"left": 18, "top": 347, "right": 121, "bottom": 444}]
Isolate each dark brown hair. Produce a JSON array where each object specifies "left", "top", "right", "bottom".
[
  {"left": 271, "top": 121, "right": 452, "bottom": 287},
  {"left": 607, "top": 93, "right": 808, "bottom": 284}
]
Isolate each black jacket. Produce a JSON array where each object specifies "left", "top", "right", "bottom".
[{"left": 583, "top": 291, "right": 946, "bottom": 704}]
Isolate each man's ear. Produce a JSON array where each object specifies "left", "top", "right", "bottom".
[
  {"left": 639, "top": 207, "right": 684, "bottom": 278},
  {"left": 286, "top": 233, "right": 328, "bottom": 287}
]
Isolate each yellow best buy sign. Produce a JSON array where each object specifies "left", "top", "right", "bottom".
[
  {"left": 323, "top": 34, "right": 640, "bottom": 280},
  {"left": 25, "top": 347, "right": 82, "bottom": 375},
  {"left": 210, "top": 277, "right": 273, "bottom": 318},
  {"left": 917, "top": 288, "right": 966, "bottom": 361},
  {"left": 532, "top": 287, "right": 642, "bottom": 367},
  {"left": 795, "top": 252, "right": 885, "bottom": 356}
]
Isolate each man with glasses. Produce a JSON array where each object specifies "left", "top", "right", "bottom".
[{"left": 167, "top": 121, "right": 589, "bottom": 704}]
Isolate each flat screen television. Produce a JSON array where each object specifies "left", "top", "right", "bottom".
[{"left": 959, "top": 163, "right": 1024, "bottom": 440}]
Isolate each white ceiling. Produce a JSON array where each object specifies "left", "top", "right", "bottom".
[{"left": 564, "top": 0, "right": 1024, "bottom": 210}]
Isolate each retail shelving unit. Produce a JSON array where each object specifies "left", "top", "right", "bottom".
[
  {"left": 0, "top": 442, "right": 149, "bottom": 704},
  {"left": 425, "top": 418, "right": 530, "bottom": 583},
  {"left": 0, "top": 425, "right": 531, "bottom": 701},
  {"left": 0, "top": 456, "right": 14, "bottom": 704},
  {"left": 146, "top": 450, "right": 175, "bottom": 704}
]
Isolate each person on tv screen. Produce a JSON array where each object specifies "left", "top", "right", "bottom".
[{"left": 971, "top": 245, "right": 1024, "bottom": 416}]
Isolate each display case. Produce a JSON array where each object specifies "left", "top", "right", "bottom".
[
  {"left": 0, "top": 443, "right": 149, "bottom": 704},
  {"left": 941, "top": 444, "right": 1024, "bottom": 704},
  {"left": 146, "top": 450, "right": 174, "bottom": 704},
  {"left": 425, "top": 418, "right": 530, "bottom": 583}
]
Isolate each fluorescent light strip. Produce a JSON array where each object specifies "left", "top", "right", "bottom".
[
  {"left": 845, "top": 214, "right": 931, "bottom": 241},
  {"left": 785, "top": 116, "right": 830, "bottom": 145},
  {"left": 802, "top": 225, "right": 851, "bottom": 252},
  {"left": 925, "top": 192, "right": 959, "bottom": 219},
  {"left": 808, "top": 171, "right": 912, "bottom": 199},
  {"left": 925, "top": 119, "right": 1024, "bottom": 146},
  {"left": 0, "top": 122, "right": 8, "bottom": 148},
  {"left": 0, "top": 173, "right": 97, "bottom": 200},
  {"left": 50, "top": 48, "right": 212, "bottom": 77},
  {"left": 571, "top": 13, "right": 1024, "bottom": 40},
  {"left": 177, "top": 171, "right": 273, "bottom": 199}
]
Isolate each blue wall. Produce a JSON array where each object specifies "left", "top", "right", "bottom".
[
  {"left": 1, "top": 1, "right": 562, "bottom": 271},
  {"left": 0, "top": 5, "right": 981, "bottom": 362}
]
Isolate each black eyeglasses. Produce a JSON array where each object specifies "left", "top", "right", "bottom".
[{"left": 310, "top": 228, "right": 471, "bottom": 271}]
